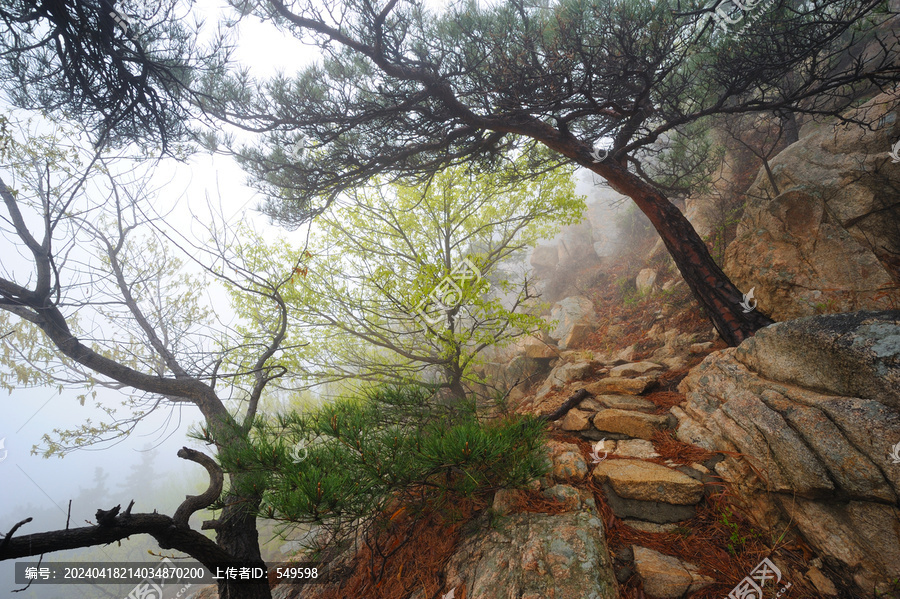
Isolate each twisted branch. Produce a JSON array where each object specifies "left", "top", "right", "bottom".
[{"left": 173, "top": 447, "right": 223, "bottom": 529}]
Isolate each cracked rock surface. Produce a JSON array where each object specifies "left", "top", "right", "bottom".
[
  {"left": 442, "top": 497, "right": 618, "bottom": 599},
  {"left": 676, "top": 310, "right": 900, "bottom": 592}
]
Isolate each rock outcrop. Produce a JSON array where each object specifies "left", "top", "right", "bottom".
[
  {"left": 440, "top": 490, "right": 619, "bottom": 599},
  {"left": 549, "top": 296, "right": 598, "bottom": 350},
  {"left": 723, "top": 93, "right": 900, "bottom": 320},
  {"left": 675, "top": 310, "right": 900, "bottom": 594}
]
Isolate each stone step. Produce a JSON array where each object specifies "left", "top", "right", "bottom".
[
  {"left": 592, "top": 409, "right": 668, "bottom": 440},
  {"left": 583, "top": 376, "right": 655, "bottom": 395},
  {"left": 585, "top": 393, "right": 658, "bottom": 412},
  {"left": 633, "top": 546, "right": 715, "bottom": 598},
  {"left": 608, "top": 361, "right": 665, "bottom": 378},
  {"left": 592, "top": 459, "right": 705, "bottom": 505}
]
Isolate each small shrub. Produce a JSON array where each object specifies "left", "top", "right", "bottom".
[
  {"left": 208, "top": 384, "right": 549, "bottom": 549},
  {"left": 719, "top": 506, "right": 762, "bottom": 556}
]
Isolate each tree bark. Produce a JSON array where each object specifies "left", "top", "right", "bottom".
[
  {"left": 214, "top": 480, "right": 270, "bottom": 599},
  {"left": 448, "top": 375, "right": 468, "bottom": 403},
  {"left": 540, "top": 388, "right": 592, "bottom": 422}
]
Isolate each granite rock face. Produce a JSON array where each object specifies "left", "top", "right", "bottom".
[
  {"left": 549, "top": 296, "right": 598, "bottom": 350},
  {"left": 722, "top": 93, "right": 900, "bottom": 320},
  {"left": 442, "top": 509, "right": 619, "bottom": 599},
  {"left": 675, "top": 311, "right": 900, "bottom": 594}
]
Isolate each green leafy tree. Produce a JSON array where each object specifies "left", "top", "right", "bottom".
[{"left": 233, "top": 159, "right": 583, "bottom": 400}]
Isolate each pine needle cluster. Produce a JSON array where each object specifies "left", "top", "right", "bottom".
[{"left": 206, "top": 384, "right": 548, "bottom": 550}]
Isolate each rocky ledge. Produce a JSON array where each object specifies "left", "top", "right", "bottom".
[{"left": 676, "top": 310, "right": 900, "bottom": 593}]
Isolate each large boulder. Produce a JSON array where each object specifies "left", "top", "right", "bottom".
[
  {"left": 442, "top": 509, "right": 619, "bottom": 599},
  {"left": 723, "top": 93, "right": 900, "bottom": 320},
  {"left": 531, "top": 244, "right": 560, "bottom": 272},
  {"left": 549, "top": 296, "right": 598, "bottom": 349},
  {"left": 518, "top": 336, "right": 559, "bottom": 359},
  {"left": 535, "top": 359, "right": 597, "bottom": 402},
  {"left": 675, "top": 311, "right": 900, "bottom": 594}
]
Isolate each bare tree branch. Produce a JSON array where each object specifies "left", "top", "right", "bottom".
[{"left": 173, "top": 447, "right": 224, "bottom": 529}]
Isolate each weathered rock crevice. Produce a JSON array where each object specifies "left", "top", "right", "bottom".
[{"left": 677, "top": 311, "right": 900, "bottom": 593}]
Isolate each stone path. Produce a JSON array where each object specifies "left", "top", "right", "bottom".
[{"left": 524, "top": 355, "right": 724, "bottom": 598}]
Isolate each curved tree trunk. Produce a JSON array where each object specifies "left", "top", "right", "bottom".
[
  {"left": 597, "top": 163, "right": 775, "bottom": 346},
  {"left": 497, "top": 120, "right": 775, "bottom": 346},
  {"left": 448, "top": 375, "right": 468, "bottom": 402}
]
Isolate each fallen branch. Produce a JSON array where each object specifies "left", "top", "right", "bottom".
[
  {"left": 0, "top": 512, "right": 233, "bottom": 567},
  {"left": 0, "top": 517, "right": 33, "bottom": 553},
  {"left": 540, "top": 388, "right": 592, "bottom": 422},
  {"left": 0, "top": 447, "right": 232, "bottom": 570}
]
